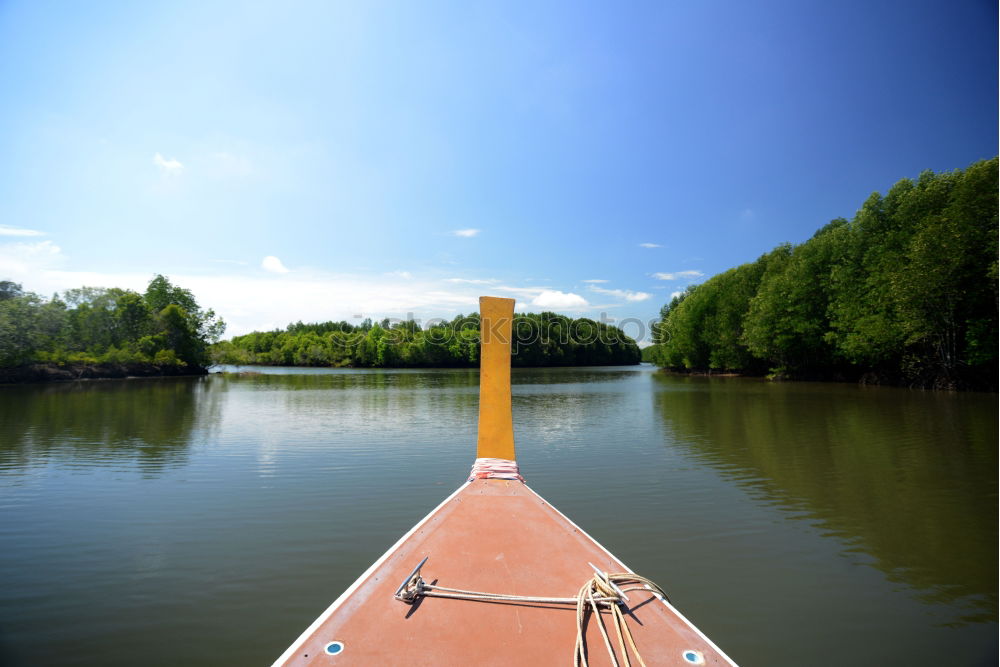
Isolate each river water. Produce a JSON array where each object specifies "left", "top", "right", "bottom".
[{"left": 0, "top": 365, "right": 995, "bottom": 666}]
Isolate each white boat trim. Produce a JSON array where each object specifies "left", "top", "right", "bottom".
[
  {"left": 271, "top": 481, "right": 472, "bottom": 666},
  {"left": 525, "top": 482, "right": 739, "bottom": 667}
]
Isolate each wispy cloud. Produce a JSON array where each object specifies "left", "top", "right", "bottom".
[
  {"left": 651, "top": 270, "right": 704, "bottom": 281},
  {"left": 450, "top": 228, "right": 480, "bottom": 238},
  {"left": 5, "top": 255, "right": 613, "bottom": 337},
  {"left": 494, "top": 285, "right": 547, "bottom": 299},
  {"left": 153, "top": 152, "right": 183, "bottom": 173},
  {"left": 0, "top": 225, "right": 45, "bottom": 237},
  {"left": 444, "top": 277, "right": 499, "bottom": 285},
  {"left": 531, "top": 290, "right": 589, "bottom": 309},
  {"left": 588, "top": 286, "right": 652, "bottom": 302},
  {"left": 7, "top": 268, "right": 479, "bottom": 337},
  {"left": 3, "top": 244, "right": 618, "bottom": 336},
  {"left": 0, "top": 240, "right": 65, "bottom": 276},
  {"left": 261, "top": 256, "right": 290, "bottom": 274},
  {"left": 386, "top": 270, "right": 413, "bottom": 280},
  {"left": 638, "top": 242, "right": 662, "bottom": 248},
  {"left": 581, "top": 278, "right": 608, "bottom": 283}
]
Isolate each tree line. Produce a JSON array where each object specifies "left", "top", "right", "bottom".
[
  {"left": 0, "top": 275, "right": 225, "bottom": 370},
  {"left": 211, "top": 311, "right": 641, "bottom": 367},
  {"left": 647, "top": 157, "right": 997, "bottom": 389}
]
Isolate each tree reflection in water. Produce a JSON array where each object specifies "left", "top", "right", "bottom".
[{"left": 652, "top": 374, "right": 998, "bottom": 624}]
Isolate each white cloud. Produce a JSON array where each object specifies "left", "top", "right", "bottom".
[
  {"left": 530, "top": 290, "right": 589, "bottom": 310},
  {"left": 2, "top": 245, "right": 620, "bottom": 336},
  {"left": 451, "top": 228, "right": 480, "bottom": 238},
  {"left": 9, "top": 265, "right": 481, "bottom": 335},
  {"left": 261, "top": 256, "right": 290, "bottom": 274},
  {"left": 153, "top": 152, "right": 184, "bottom": 173},
  {"left": 0, "top": 225, "right": 45, "bottom": 237},
  {"left": 0, "top": 240, "right": 65, "bottom": 277},
  {"left": 651, "top": 270, "right": 704, "bottom": 281},
  {"left": 588, "top": 286, "right": 652, "bottom": 302},
  {"left": 386, "top": 270, "right": 413, "bottom": 280},
  {"left": 190, "top": 274, "right": 485, "bottom": 334},
  {"left": 670, "top": 291, "right": 684, "bottom": 300},
  {"left": 5, "top": 256, "right": 622, "bottom": 336},
  {"left": 444, "top": 277, "right": 499, "bottom": 285},
  {"left": 638, "top": 242, "right": 662, "bottom": 248},
  {"left": 581, "top": 278, "right": 608, "bottom": 283},
  {"left": 494, "top": 285, "right": 547, "bottom": 299}
]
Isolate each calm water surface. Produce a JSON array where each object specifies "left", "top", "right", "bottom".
[{"left": 0, "top": 366, "right": 996, "bottom": 666}]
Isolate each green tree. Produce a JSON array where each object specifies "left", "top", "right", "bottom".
[
  {"left": 652, "top": 157, "right": 998, "bottom": 388},
  {"left": 157, "top": 304, "right": 202, "bottom": 365},
  {"left": 114, "top": 291, "right": 154, "bottom": 342},
  {"left": 885, "top": 159, "right": 998, "bottom": 382},
  {"left": 0, "top": 281, "right": 23, "bottom": 301},
  {"left": 743, "top": 226, "right": 844, "bottom": 372},
  {"left": 211, "top": 311, "right": 640, "bottom": 368},
  {"left": 145, "top": 274, "right": 225, "bottom": 344}
]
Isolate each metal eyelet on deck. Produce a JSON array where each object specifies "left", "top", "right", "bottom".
[
  {"left": 325, "top": 641, "right": 345, "bottom": 655},
  {"left": 683, "top": 649, "right": 705, "bottom": 664}
]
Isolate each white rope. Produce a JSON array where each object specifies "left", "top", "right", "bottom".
[{"left": 395, "top": 567, "right": 669, "bottom": 666}]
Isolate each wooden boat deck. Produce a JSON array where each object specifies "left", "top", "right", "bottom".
[{"left": 274, "top": 478, "right": 734, "bottom": 666}]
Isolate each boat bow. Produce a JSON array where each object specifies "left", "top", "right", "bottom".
[{"left": 273, "top": 297, "right": 736, "bottom": 666}]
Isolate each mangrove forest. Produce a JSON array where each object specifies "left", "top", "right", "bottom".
[
  {"left": 646, "top": 158, "right": 998, "bottom": 390},
  {"left": 0, "top": 275, "right": 225, "bottom": 381},
  {"left": 210, "top": 312, "right": 641, "bottom": 368}
]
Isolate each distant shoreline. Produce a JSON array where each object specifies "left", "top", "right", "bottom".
[
  {"left": 0, "top": 361, "right": 648, "bottom": 385},
  {"left": 0, "top": 362, "right": 209, "bottom": 385},
  {"left": 210, "top": 361, "right": 643, "bottom": 373},
  {"left": 655, "top": 367, "right": 996, "bottom": 392}
]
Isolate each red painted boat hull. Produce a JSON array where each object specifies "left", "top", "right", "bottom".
[{"left": 274, "top": 478, "right": 735, "bottom": 666}]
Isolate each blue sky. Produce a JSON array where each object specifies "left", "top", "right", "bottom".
[{"left": 0, "top": 0, "right": 995, "bottom": 340}]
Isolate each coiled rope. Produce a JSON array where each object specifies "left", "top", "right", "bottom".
[
  {"left": 572, "top": 570, "right": 670, "bottom": 667},
  {"left": 395, "top": 561, "right": 669, "bottom": 667}
]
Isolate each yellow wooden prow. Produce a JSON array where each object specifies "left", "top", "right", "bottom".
[{"left": 476, "top": 296, "right": 516, "bottom": 461}]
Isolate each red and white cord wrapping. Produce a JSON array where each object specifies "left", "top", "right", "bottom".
[{"left": 468, "top": 457, "right": 524, "bottom": 482}]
